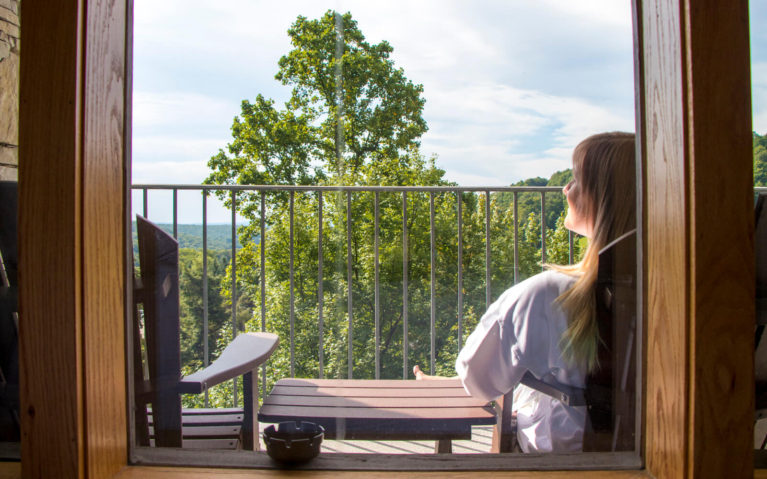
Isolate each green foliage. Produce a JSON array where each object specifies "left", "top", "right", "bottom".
[
  {"left": 178, "top": 249, "right": 231, "bottom": 370},
  {"left": 548, "top": 169, "right": 573, "bottom": 187},
  {"left": 755, "top": 132, "right": 767, "bottom": 186},
  {"left": 175, "top": 248, "right": 249, "bottom": 408},
  {"left": 546, "top": 210, "right": 585, "bottom": 266},
  {"left": 494, "top": 169, "right": 571, "bottom": 232},
  {"left": 181, "top": 11, "right": 588, "bottom": 401}
]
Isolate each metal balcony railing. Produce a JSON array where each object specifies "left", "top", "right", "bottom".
[{"left": 131, "top": 184, "right": 575, "bottom": 405}]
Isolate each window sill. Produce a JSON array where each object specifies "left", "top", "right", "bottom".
[
  {"left": 114, "top": 465, "right": 653, "bottom": 479},
  {"left": 131, "top": 448, "right": 642, "bottom": 472}
]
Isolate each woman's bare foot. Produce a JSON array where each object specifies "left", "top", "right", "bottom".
[{"left": 413, "top": 365, "right": 456, "bottom": 380}]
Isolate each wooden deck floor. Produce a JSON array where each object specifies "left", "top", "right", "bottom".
[
  {"left": 258, "top": 424, "right": 494, "bottom": 454},
  {"left": 259, "top": 420, "right": 767, "bottom": 454}
]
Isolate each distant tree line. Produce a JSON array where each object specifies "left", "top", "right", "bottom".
[{"left": 131, "top": 223, "right": 244, "bottom": 252}]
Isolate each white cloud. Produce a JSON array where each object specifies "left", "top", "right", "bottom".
[
  {"left": 131, "top": 1, "right": 637, "bottom": 190},
  {"left": 420, "top": 82, "right": 633, "bottom": 184},
  {"left": 133, "top": 91, "right": 239, "bottom": 132},
  {"left": 441, "top": 153, "right": 570, "bottom": 187},
  {"left": 443, "top": 171, "right": 506, "bottom": 187},
  {"left": 538, "top": 0, "right": 632, "bottom": 28},
  {"left": 131, "top": 159, "right": 214, "bottom": 185},
  {"left": 131, "top": 91, "right": 236, "bottom": 183}
]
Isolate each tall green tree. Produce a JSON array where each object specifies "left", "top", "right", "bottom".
[
  {"left": 204, "top": 11, "right": 445, "bottom": 385},
  {"left": 206, "top": 10, "right": 427, "bottom": 187}
]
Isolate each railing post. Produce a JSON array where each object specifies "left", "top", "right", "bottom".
[
  {"left": 485, "top": 190, "right": 491, "bottom": 308},
  {"left": 541, "top": 191, "right": 547, "bottom": 267},
  {"left": 457, "top": 191, "right": 464, "bottom": 349},
  {"left": 318, "top": 192, "right": 324, "bottom": 379},
  {"left": 374, "top": 191, "right": 381, "bottom": 380},
  {"left": 202, "top": 189, "right": 209, "bottom": 407},
  {"left": 260, "top": 191, "right": 266, "bottom": 395},
  {"left": 402, "top": 191, "right": 409, "bottom": 379},
  {"left": 172, "top": 189, "right": 178, "bottom": 239},
  {"left": 347, "top": 191, "right": 354, "bottom": 379},
  {"left": 289, "top": 191, "right": 295, "bottom": 377},
  {"left": 513, "top": 191, "right": 519, "bottom": 284},
  {"left": 231, "top": 190, "right": 238, "bottom": 406},
  {"left": 429, "top": 192, "right": 436, "bottom": 374}
]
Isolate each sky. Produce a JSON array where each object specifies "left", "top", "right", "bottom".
[{"left": 131, "top": 1, "right": 766, "bottom": 222}]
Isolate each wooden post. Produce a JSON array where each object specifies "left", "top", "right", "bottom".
[
  {"left": 19, "top": 0, "right": 128, "bottom": 476},
  {"left": 490, "top": 390, "right": 515, "bottom": 453},
  {"left": 241, "top": 369, "right": 259, "bottom": 451},
  {"left": 434, "top": 439, "right": 452, "bottom": 454},
  {"left": 642, "top": 0, "right": 754, "bottom": 477}
]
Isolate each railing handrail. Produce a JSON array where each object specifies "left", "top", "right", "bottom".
[{"left": 131, "top": 183, "right": 566, "bottom": 193}]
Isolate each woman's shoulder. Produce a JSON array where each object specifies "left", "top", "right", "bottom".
[
  {"left": 488, "top": 270, "right": 575, "bottom": 319},
  {"left": 506, "top": 270, "right": 576, "bottom": 299}
]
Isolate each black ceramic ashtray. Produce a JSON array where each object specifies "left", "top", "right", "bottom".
[{"left": 263, "top": 421, "right": 324, "bottom": 464}]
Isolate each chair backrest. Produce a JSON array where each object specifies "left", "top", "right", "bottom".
[
  {"left": 582, "top": 229, "right": 637, "bottom": 452},
  {"left": 0, "top": 181, "right": 19, "bottom": 443},
  {"left": 135, "top": 214, "right": 183, "bottom": 447},
  {"left": 752, "top": 194, "right": 767, "bottom": 432},
  {"left": 754, "top": 194, "right": 767, "bottom": 382}
]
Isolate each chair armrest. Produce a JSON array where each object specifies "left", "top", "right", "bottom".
[{"left": 177, "top": 332, "right": 279, "bottom": 394}]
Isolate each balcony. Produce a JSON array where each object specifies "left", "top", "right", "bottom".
[{"left": 131, "top": 183, "right": 584, "bottom": 452}]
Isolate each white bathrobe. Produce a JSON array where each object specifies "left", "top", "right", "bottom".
[{"left": 455, "top": 270, "right": 587, "bottom": 453}]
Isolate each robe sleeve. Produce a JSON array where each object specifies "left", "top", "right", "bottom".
[{"left": 455, "top": 273, "right": 554, "bottom": 401}]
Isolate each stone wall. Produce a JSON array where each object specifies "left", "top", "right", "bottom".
[{"left": 0, "top": 0, "right": 19, "bottom": 181}]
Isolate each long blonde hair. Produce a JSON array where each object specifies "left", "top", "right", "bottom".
[{"left": 552, "top": 132, "right": 636, "bottom": 372}]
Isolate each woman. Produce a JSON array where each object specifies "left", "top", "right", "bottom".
[{"left": 414, "top": 131, "right": 636, "bottom": 453}]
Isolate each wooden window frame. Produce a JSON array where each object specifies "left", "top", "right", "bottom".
[{"left": 4, "top": 0, "right": 753, "bottom": 477}]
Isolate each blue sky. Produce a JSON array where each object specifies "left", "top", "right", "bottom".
[{"left": 132, "top": 1, "right": 766, "bottom": 222}]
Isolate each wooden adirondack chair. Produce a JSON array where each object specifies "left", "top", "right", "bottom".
[
  {"left": 0, "top": 181, "right": 19, "bottom": 449},
  {"left": 133, "top": 214, "right": 278, "bottom": 449},
  {"left": 492, "top": 229, "right": 637, "bottom": 453}
]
